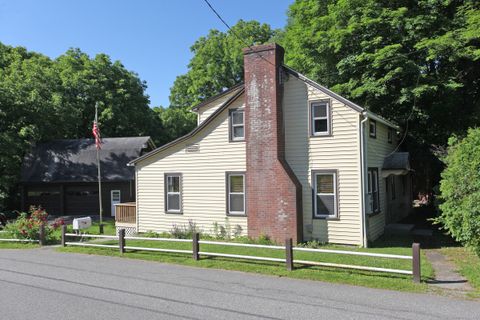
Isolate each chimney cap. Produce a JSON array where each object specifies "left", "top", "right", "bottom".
[{"left": 242, "top": 43, "right": 284, "bottom": 55}]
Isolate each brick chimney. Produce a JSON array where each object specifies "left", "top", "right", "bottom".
[{"left": 243, "top": 43, "right": 303, "bottom": 243}]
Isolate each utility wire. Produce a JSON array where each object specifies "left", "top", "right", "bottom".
[
  {"left": 202, "top": 0, "right": 424, "bottom": 153},
  {"left": 202, "top": 0, "right": 276, "bottom": 67}
]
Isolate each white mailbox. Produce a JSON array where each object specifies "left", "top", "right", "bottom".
[{"left": 72, "top": 217, "right": 92, "bottom": 230}]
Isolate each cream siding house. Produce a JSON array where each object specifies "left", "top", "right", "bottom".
[{"left": 126, "top": 44, "right": 412, "bottom": 246}]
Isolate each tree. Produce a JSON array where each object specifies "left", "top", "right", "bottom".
[
  {"left": 0, "top": 43, "right": 162, "bottom": 209},
  {"left": 160, "top": 20, "right": 277, "bottom": 140},
  {"left": 169, "top": 20, "right": 277, "bottom": 109},
  {"left": 435, "top": 129, "right": 480, "bottom": 256},
  {"left": 281, "top": 0, "right": 480, "bottom": 147}
]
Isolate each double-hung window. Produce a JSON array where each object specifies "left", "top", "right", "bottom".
[
  {"left": 313, "top": 171, "right": 337, "bottom": 218},
  {"left": 230, "top": 109, "right": 245, "bottom": 141},
  {"left": 369, "top": 120, "right": 377, "bottom": 138},
  {"left": 165, "top": 173, "right": 182, "bottom": 213},
  {"left": 311, "top": 101, "right": 331, "bottom": 136},
  {"left": 367, "top": 168, "right": 379, "bottom": 213},
  {"left": 388, "top": 127, "right": 394, "bottom": 143},
  {"left": 227, "top": 173, "right": 245, "bottom": 215}
]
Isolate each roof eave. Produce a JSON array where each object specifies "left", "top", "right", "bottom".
[{"left": 129, "top": 88, "right": 245, "bottom": 166}]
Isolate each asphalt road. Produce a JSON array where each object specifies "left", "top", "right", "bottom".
[{"left": 0, "top": 248, "right": 479, "bottom": 320}]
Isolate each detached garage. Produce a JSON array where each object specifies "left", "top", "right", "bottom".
[{"left": 20, "top": 137, "right": 154, "bottom": 216}]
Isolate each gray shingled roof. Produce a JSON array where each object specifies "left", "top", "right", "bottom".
[
  {"left": 21, "top": 137, "right": 152, "bottom": 183},
  {"left": 383, "top": 152, "right": 411, "bottom": 170}
]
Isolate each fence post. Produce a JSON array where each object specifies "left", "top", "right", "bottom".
[
  {"left": 285, "top": 238, "right": 294, "bottom": 271},
  {"left": 412, "top": 243, "right": 421, "bottom": 283},
  {"left": 39, "top": 223, "right": 45, "bottom": 246},
  {"left": 61, "top": 224, "right": 67, "bottom": 247},
  {"left": 192, "top": 232, "right": 199, "bottom": 261},
  {"left": 119, "top": 228, "right": 125, "bottom": 254}
]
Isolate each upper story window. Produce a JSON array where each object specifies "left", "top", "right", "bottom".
[
  {"left": 229, "top": 109, "right": 244, "bottom": 141},
  {"left": 165, "top": 173, "right": 182, "bottom": 213},
  {"left": 369, "top": 120, "right": 377, "bottom": 138},
  {"left": 313, "top": 170, "right": 337, "bottom": 218},
  {"left": 388, "top": 127, "right": 394, "bottom": 143},
  {"left": 310, "top": 100, "right": 331, "bottom": 136}
]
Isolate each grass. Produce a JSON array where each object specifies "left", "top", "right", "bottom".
[
  {"left": 440, "top": 246, "right": 480, "bottom": 298},
  {"left": 58, "top": 233, "right": 434, "bottom": 293},
  {"left": 0, "top": 241, "right": 39, "bottom": 249}
]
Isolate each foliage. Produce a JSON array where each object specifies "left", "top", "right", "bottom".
[
  {"left": 4, "top": 206, "right": 63, "bottom": 241},
  {"left": 156, "top": 20, "right": 277, "bottom": 142},
  {"left": 435, "top": 128, "right": 480, "bottom": 256},
  {"left": 0, "top": 43, "right": 163, "bottom": 209},
  {"left": 281, "top": 0, "right": 480, "bottom": 147},
  {"left": 170, "top": 220, "right": 202, "bottom": 239}
]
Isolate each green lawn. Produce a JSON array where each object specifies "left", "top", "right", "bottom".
[
  {"left": 441, "top": 246, "right": 480, "bottom": 298},
  {"left": 58, "top": 234, "right": 434, "bottom": 293}
]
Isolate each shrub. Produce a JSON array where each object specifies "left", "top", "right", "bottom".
[
  {"left": 435, "top": 129, "right": 480, "bottom": 256},
  {"left": 4, "top": 206, "right": 64, "bottom": 242},
  {"left": 170, "top": 220, "right": 201, "bottom": 239}
]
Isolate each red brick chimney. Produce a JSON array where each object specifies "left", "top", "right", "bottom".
[{"left": 243, "top": 43, "right": 303, "bottom": 243}]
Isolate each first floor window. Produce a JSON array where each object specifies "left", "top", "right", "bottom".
[
  {"left": 227, "top": 173, "right": 245, "bottom": 215},
  {"left": 367, "top": 168, "right": 379, "bottom": 213},
  {"left": 313, "top": 171, "right": 337, "bottom": 218},
  {"left": 165, "top": 173, "right": 181, "bottom": 213}
]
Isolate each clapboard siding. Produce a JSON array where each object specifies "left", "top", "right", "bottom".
[
  {"left": 284, "top": 76, "right": 363, "bottom": 245},
  {"left": 366, "top": 121, "right": 397, "bottom": 241},
  {"left": 136, "top": 95, "right": 247, "bottom": 235},
  {"left": 197, "top": 90, "right": 240, "bottom": 124}
]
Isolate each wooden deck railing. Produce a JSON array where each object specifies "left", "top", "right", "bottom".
[{"left": 115, "top": 202, "right": 136, "bottom": 224}]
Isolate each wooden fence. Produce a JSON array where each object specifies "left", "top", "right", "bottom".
[
  {"left": 61, "top": 226, "right": 422, "bottom": 282},
  {"left": 0, "top": 224, "right": 46, "bottom": 245}
]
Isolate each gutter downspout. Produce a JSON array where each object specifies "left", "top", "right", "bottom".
[{"left": 360, "top": 112, "right": 369, "bottom": 248}]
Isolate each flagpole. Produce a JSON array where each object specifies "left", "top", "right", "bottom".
[{"left": 95, "top": 103, "right": 104, "bottom": 234}]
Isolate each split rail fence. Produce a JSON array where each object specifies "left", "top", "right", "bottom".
[
  {"left": 61, "top": 226, "right": 422, "bottom": 282},
  {"left": 0, "top": 224, "right": 46, "bottom": 245}
]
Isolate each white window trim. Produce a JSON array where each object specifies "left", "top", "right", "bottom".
[
  {"left": 230, "top": 109, "right": 245, "bottom": 141},
  {"left": 165, "top": 174, "right": 182, "bottom": 213},
  {"left": 311, "top": 101, "right": 331, "bottom": 136},
  {"left": 227, "top": 173, "right": 246, "bottom": 215},
  {"left": 313, "top": 171, "right": 338, "bottom": 218},
  {"left": 369, "top": 120, "right": 377, "bottom": 138}
]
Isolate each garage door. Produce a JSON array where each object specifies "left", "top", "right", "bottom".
[
  {"left": 27, "top": 188, "right": 61, "bottom": 215},
  {"left": 65, "top": 186, "right": 99, "bottom": 215}
]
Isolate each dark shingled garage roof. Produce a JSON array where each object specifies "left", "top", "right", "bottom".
[{"left": 21, "top": 137, "right": 152, "bottom": 183}]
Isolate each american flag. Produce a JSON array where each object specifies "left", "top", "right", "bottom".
[{"left": 92, "top": 121, "right": 102, "bottom": 150}]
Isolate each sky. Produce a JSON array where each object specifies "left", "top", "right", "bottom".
[{"left": 0, "top": 0, "right": 292, "bottom": 107}]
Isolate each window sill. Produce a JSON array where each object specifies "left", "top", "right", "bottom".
[
  {"left": 165, "top": 211, "right": 183, "bottom": 215},
  {"left": 310, "top": 133, "right": 332, "bottom": 138},
  {"left": 229, "top": 138, "right": 245, "bottom": 143},
  {"left": 226, "top": 213, "right": 247, "bottom": 217},
  {"left": 313, "top": 215, "right": 338, "bottom": 220}
]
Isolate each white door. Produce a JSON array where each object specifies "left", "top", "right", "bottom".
[{"left": 111, "top": 190, "right": 121, "bottom": 217}]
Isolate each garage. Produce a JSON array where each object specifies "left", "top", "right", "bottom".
[{"left": 65, "top": 186, "right": 99, "bottom": 216}]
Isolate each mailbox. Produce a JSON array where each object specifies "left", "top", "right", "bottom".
[{"left": 72, "top": 217, "right": 92, "bottom": 230}]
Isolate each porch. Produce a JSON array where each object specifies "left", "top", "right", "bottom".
[{"left": 115, "top": 202, "right": 137, "bottom": 235}]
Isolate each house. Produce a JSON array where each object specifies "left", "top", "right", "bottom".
[
  {"left": 124, "top": 43, "right": 412, "bottom": 246},
  {"left": 20, "top": 137, "right": 155, "bottom": 216}
]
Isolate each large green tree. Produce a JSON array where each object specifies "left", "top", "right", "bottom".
[
  {"left": 0, "top": 43, "right": 162, "bottom": 209},
  {"left": 161, "top": 20, "right": 277, "bottom": 138},
  {"left": 281, "top": 0, "right": 480, "bottom": 146}
]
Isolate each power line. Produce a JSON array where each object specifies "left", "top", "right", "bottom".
[{"left": 201, "top": 0, "right": 276, "bottom": 67}]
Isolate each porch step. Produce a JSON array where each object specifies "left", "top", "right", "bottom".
[{"left": 385, "top": 223, "right": 415, "bottom": 235}]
